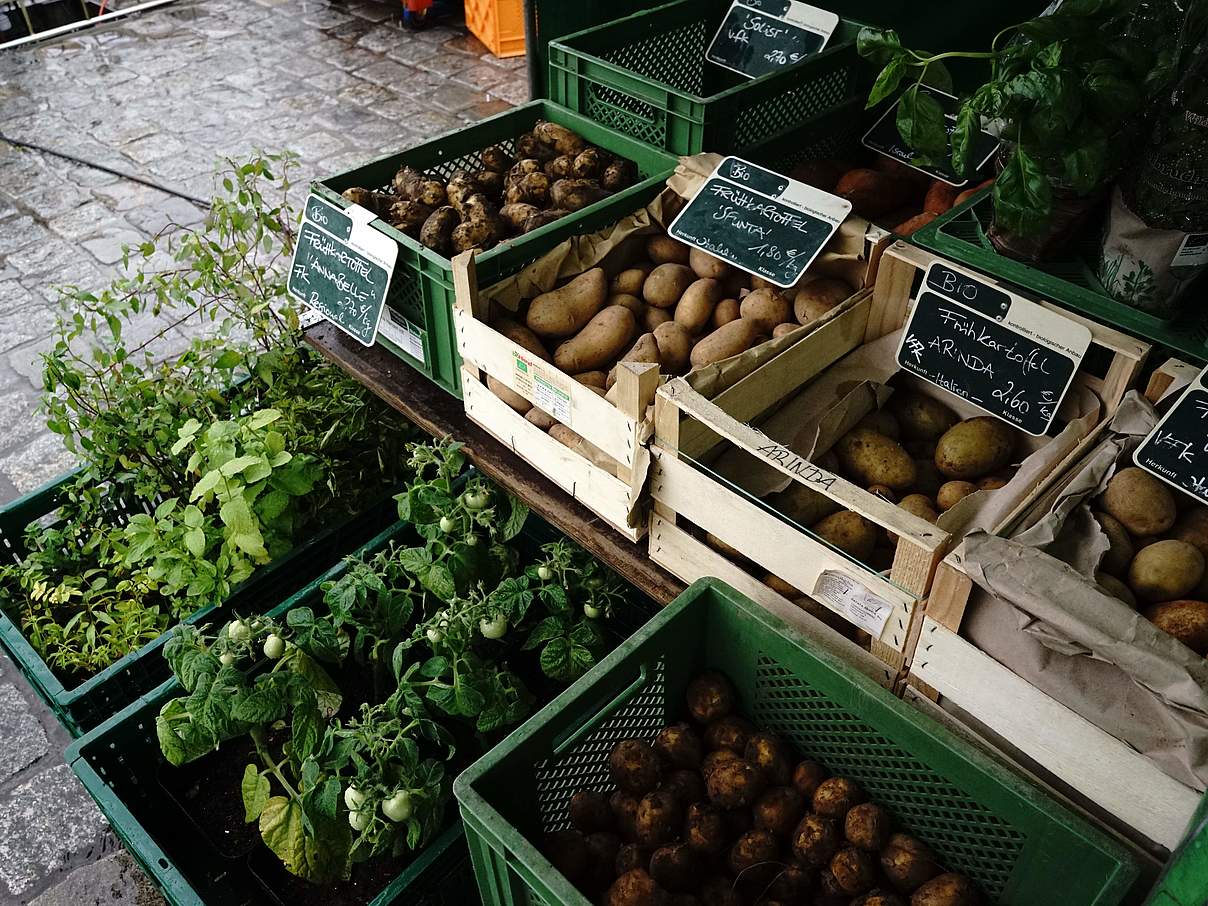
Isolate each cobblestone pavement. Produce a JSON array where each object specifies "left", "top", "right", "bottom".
[{"left": 0, "top": 1, "right": 526, "bottom": 901}]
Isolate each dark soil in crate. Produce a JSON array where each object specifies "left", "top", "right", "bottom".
[
  {"left": 159, "top": 736, "right": 262, "bottom": 859},
  {"left": 247, "top": 846, "right": 407, "bottom": 906}
]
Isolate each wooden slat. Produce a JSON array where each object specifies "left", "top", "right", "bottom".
[
  {"left": 303, "top": 322, "right": 684, "bottom": 603},
  {"left": 912, "top": 617, "right": 1199, "bottom": 850}
]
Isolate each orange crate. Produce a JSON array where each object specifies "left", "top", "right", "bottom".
[{"left": 465, "top": 0, "right": 525, "bottom": 58}]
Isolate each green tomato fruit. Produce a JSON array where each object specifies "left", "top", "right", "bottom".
[
  {"left": 537, "top": 565, "right": 554, "bottom": 581},
  {"left": 426, "top": 627, "right": 444, "bottom": 645},
  {"left": 262, "top": 634, "right": 285, "bottom": 659},
  {"left": 227, "top": 619, "right": 250, "bottom": 642},
  {"left": 381, "top": 790, "right": 413, "bottom": 822},
  {"left": 463, "top": 489, "right": 490, "bottom": 510},
  {"left": 219, "top": 652, "right": 236, "bottom": 667},
  {"left": 439, "top": 515, "right": 457, "bottom": 533},
  {"left": 344, "top": 786, "right": 367, "bottom": 811},
  {"left": 583, "top": 603, "right": 602, "bottom": 619},
  {"left": 464, "top": 534, "right": 478, "bottom": 547},
  {"left": 348, "top": 809, "right": 371, "bottom": 831},
  {"left": 479, "top": 616, "right": 508, "bottom": 639}
]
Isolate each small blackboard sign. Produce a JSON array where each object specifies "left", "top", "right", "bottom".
[
  {"left": 862, "top": 84, "right": 1000, "bottom": 187},
  {"left": 896, "top": 261, "right": 1092, "bottom": 436},
  {"left": 287, "top": 195, "right": 397, "bottom": 347},
  {"left": 1135, "top": 367, "right": 1208, "bottom": 503},
  {"left": 668, "top": 156, "right": 851, "bottom": 289},
  {"left": 706, "top": 0, "right": 838, "bottom": 81}
]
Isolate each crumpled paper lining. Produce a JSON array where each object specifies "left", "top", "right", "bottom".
[{"left": 955, "top": 392, "right": 1208, "bottom": 790}]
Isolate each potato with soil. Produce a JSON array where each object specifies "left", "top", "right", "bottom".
[
  {"left": 636, "top": 791, "right": 683, "bottom": 847},
  {"left": 611, "top": 739, "right": 663, "bottom": 795},
  {"left": 1129, "top": 540, "right": 1205, "bottom": 602},
  {"left": 644, "top": 264, "right": 695, "bottom": 309},
  {"left": 451, "top": 215, "right": 502, "bottom": 253},
  {"left": 740, "top": 288, "right": 793, "bottom": 333},
  {"left": 616, "top": 842, "right": 651, "bottom": 876},
  {"left": 728, "top": 829, "right": 780, "bottom": 885},
  {"left": 649, "top": 844, "right": 701, "bottom": 893},
  {"left": 675, "top": 278, "right": 723, "bottom": 334},
  {"left": 792, "top": 813, "right": 841, "bottom": 866},
  {"left": 611, "top": 790, "right": 642, "bottom": 840},
  {"left": 1102, "top": 467, "right": 1177, "bottom": 536},
  {"left": 587, "top": 832, "right": 624, "bottom": 889},
  {"left": 690, "top": 319, "right": 766, "bottom": 368},
  {"left": 516, "top": 132, "right": 558, "bottom": 163},
  {"left": 832, "top": 847, "right": 878, "bottom": 895},
  {"left": 481, "top": 145, "right": 513, "bottom": 173},
  {"left": 766, "top": 863, "right": 814, "bottom": 902},
  {"left": 845, "top": 802, "right": 890, "bottom": 851},
  {"left": 854, "top": 892, "right": 908, "bottom": 906},
  {"left": 813, "top": 776, "right": 865, "bottom": 818},
  {"left": 654, "top": 722, "right": 703, "bottom": 770},
  {"left": 703, "top": 714, "right": 753, "bottom": 753},
  {"left": 602, "top": 158, "right": 639, "bottom": 192},
  {"left": 881, "top": 833, "right": 941, "bottom": 893},
  {"left": 699, "top": 876, "right": 741, "bottom": 906},
  {"left": 446, "top": 172, "right": 485, "bottom": 215},
  {"left": 508, "top": 158, "right": 545, "bottom": 184},
  {"left": 419, "top": 206, "right": 459, "bottom": 255},
  {"left": 934, "top": 418, "right": 1015, "bottom": 480},
  {"left": 687, "top": 670, "right": 737, "bottom": 723},
  {"left": 409, "top": 177, "right": 448, "bottom": 208},
  {"left": 534, "top": 121, "right": 588, "bottom": 156},
  {"left": 524, "top": 208, "right": 572, "bottom": 233},
  {"left": 506, "top": 172, "right": 552, "bottom": 207},
  {"left": 683, "top": 802, "right": 728, "bottom": 854},
  {"left": 553, "top": 178, "right": 609, "bottom": 212},
  {"left": 572, "top": 147, "right": 611, "bottom": 179},
  {"left": 570, "top": 789, "right": 613, "bottom": 833},
  {"left": 911, "top": 873, "right": 980, "bottom": 906},
  {"left": 662, "top": 768, "right": 706, "bottom": 808},
  {"left": 606, "top": 868, "right": 668, "bottom": 906},
  {"left": 752, "top": 785, "right": 807, "bottom": 837},
  {"left": 792, "top": 760, "right": 829, "bottom": 797},
  {"left": 1144, "top": 600, "right": 1208, "bottom": 654},
  {"left": 388, "top": 198, "right": 434, "bottom": 237},
  {"left": 836, "top": 429, "right": 917, "bottom": 491},
  {"left": 545, "top": 828, "right": 590, "bottom": 885},
  {"left": 654, "top": 322, "right": 693, "bottom": 375},
  {"left": 744, "top": 731, "right": 792, "bottom": 784},
  {"left": 813, "top": 510, "right": 878, "bottom": 560},
  {"left": 500, "top": 202, "right": 541, "bottom": 233},
  {"left": 527, "top": 268, "right": 608, "bottom": 338},
  {"left": 795, "top": 278, "right": 852, "bottom": 325},
  {"left": 554, "top": 305, "right": 637, "bottom": 373},
  {"left": 706, "top": 757, "right": 766, "bottom": 809}
]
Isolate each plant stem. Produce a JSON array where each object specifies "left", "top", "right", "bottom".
[{"left": 251, "top": 726, "right": 300, "bottom": 799}]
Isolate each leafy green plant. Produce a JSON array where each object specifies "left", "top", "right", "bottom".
[{"left": 858, "top": 1, "right": 1188, "bottom": 235}]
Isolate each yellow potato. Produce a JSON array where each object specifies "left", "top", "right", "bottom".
[
  {"left": 1102, "top": 467, "right": 1177, "bottom": 536},
  {"left": 1144, "top": 599, "right": 1208, "bottom": 654},
  {"left": 1093, "top": 511, "right": 1134, "bottom": 577},
  {"left": 705, "top": 532, "right": 747, "bottom": 563},
  {"left": 574, "top": 371, "right": 607, "bottom": 389},
  {"left": 867, "top": 484, "right": 897, "bottom": 502},
  {"left": 689, "top": 247, "right": 730, "bottom": 280},
  {"left": 608, "top": 293, "right": 645, "bottom": 316},
  {"left": 934, "top": 417, "right": 1015, "bottom": 480},
  {"left": 646, "top": 236, "right": 691, "bottom": 265},
  {"left": 937, "top": 480, "right": 978, "bottom": 511},
  {"left": 772, "top": 482, "right": 841, "bottom": 527},
  {"left": 643, "top": 305, "right": 673, "bottom": 332},
  {"left": 690, "top": 319, "right": 765, "bottom": 368},
  {"left": 674, "top": 278, "right": 723, "bottom": 335},
  {"left": 772, "top": 323, "right": 799, "bottom": 338},
  {"left": 1169, "top": 507, "right": 1208, "bottom": 558},
  {"left": 890, "top": 494, "right": 939, "bottom": 542},
  {"left": 653, "top": 321, "right": 692, "bottom": 375},
  {"left": 486, "top": 375, "right": 531, "bottom": 414},
  {"left": 978, "top": 475, "right": 1009, "bottom": 490},
  {"left": 812, "top": 510, "right": 877, "bottom": 560},
  {"left": 525, "top": 268, "right": 607, "bottom": 338},
  {"left": 525, "top": 407, "right": 558, "bottom": 430},
  {"left": 493, "top": 317, "right": 551, "bottom": 361},
  {"left": 611, "top": 265, "right": 653, "bottom": 296},
  {"left": 712, "top": 298, "right": 741, "bottom": 329},
  {"left": 912, "top": 459, "right": 944, "bottom": 497},
  {"left": 835, "top": 429, "right": 917, "bottom": 491},
  {"left": 857, "top": 410, "right": 900, "bottom": 441},
  {"left": 553, "top": 305, "right": 636, "bottom": 373},
  {"left": 619, "top": 332, "right": 660, "bottom": 366},
  {"left": 739, "top": 288, "right": 793, "bottom": 333},
  {"left": 890, "top": 392, "right": 959, "bottom": 442},
  {"left": 643, "top": 263, "right": 695, "bottom": 309},
  {"left": 1096, "top": 572, "right": 1136, "bottom": 608},
  {"left": 1128, "top": 539, "right": 1205, "bottom": 602},
  {"left": 794, "top": 278, "right": 851, "bottom": 325}
]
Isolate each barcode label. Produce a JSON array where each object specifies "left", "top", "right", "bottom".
[{"left": 379, "top": 309, "right": 426, "bottom": 365}]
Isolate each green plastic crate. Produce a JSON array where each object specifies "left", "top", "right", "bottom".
[
  {"left": 314, "top": 100, "right": 678, "bottom": 398},
  {"left": 0, "top": 470, "right": 400, "bottom": 737},
  {"left": 454, "top": 578, "right": 1141, "bottom": 906},
  {"left": 1145, "top": 793, "right": 1208, "bottom": 906},
  {"left": 912, "top": 189, "right": 1208, "bottom": 365},
  {"left": 547, "top": 0, "right": 867, "bottom": 156}
]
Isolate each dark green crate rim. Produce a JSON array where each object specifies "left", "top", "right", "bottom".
[
  {"left": 454, "top": 578, "right": 1140, "bottom": 906},
  {"left": 0, "top": 468, "right": 400, "bottom": 737},
  {"left": 911, "top": 189, "right": 1208, "bottom": 365},
  {"left": 313, "top": 99, "right": 678, "bottom": 398}
]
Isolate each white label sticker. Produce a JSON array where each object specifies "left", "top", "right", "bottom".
[
  {"left": 379, "top": 310, "right": 426, "bottom": 365},
  {"left": 512, "top": 353, "right": 572, "bottom": 423},
  {"left": 811, "top": 571, "right": 894, "bottom": 636},
  {"left": 1172, "top": 233, "right": 1208, "bottom": 269}
]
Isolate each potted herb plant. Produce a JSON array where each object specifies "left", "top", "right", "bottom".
[{"left": 857, "top": 0, "right": 1186, "bottom": 261}]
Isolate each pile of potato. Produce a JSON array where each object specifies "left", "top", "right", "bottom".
[
  {"left": 789, "top": 156, "right": 994, "bottom": 238},
  {"left": 341, "top": 121, "right": 638, "bottom": 256},
  {"left": 543, "top": 670, "right": 981, "bottom": 906},
  {"left": 487, "top": 234, "right": 856, "bottom": 453},
  {"left": 1093, "top": 467, "right": 1208, "bottom": 655}
]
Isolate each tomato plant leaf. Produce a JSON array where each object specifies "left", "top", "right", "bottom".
[
  {"left": 539, "top": 637, "right": 573, "bottom": 681},
  {"left": 259, "top": 796, "right": 349, "bottom": 884},
  {"left": 500, "top": 496, "right": 529, "bottom": 542},
  {"left": 242, "top": 764, "right": 271, "bottom": 823}
]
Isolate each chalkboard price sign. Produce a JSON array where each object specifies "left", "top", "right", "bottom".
[
  {"left": 287, "top": 196, "right": 397, "bottom": 347},
  {"left": 862, "top": 85, "right": 1000, "bottom": 187},
  {"left": 706, "top": 0, "right": 837, "bottom": 81},
  {"left": 668, "top": 156, "right": 851, "bottom": 289},
  {"left": 896, "top": 261, "right": 1092, "bottom": 436},
  {"left": 1135, "top": 367, "right": 1208, "bottom": 503}
]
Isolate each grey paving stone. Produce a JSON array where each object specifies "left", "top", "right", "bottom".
[
  {"left": 81, "top": 230, "right": 150, "bottom": 266},
  {"left": 0, "top": 683, "right": 49, "bottom": 785},
  {"left": 46, "top": 204, "right": 131, "bottom": 242},
  {"left": 0, "top": 430, "right": 79, "bottom": 493},
  {"left": 26, "top": 850, "right": 164, "bottom": 906}
]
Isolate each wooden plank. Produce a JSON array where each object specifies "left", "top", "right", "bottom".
[
  {"left": 912, "top": 617, "right": 1200, "bottom": 850},
  {"left": 648, "top": 514, "right": 899, "bottom": 688},
  {"left": 464, "top": 373, "right": 643, "bottom": 539},
  {"left": 1146, "top": 357, "right": 1200, "bottom": 403},
  {"left": 303, "top": 322, "right": 683, "bottom": 603},
  {"left": 651, "top": 450, "right": 914, "bottom": 655}
]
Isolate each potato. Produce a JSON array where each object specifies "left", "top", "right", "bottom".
[
  {"left": 654, "top": 723, "right": 703, "bottom": 769},
  {"left": 451, "top": 216, "right": 502, "bottom": 253},
  {"left": 868, "top": 484, "right": 897, "bottom": 502},
  {"left": 523, "top": 208, "right": 571, "bottom": 233},
  {"left": 740, "top": 288, "right": 793, "bottom": 333},
  {"left": 616, "top": 842, "right": 650, "bottom": 876},
  {"left": 610, "top": 739, "right": 663, "bottom": 794},
  {"left": 772, "top": 323, "right": 799, "bottom": 338},
  {"left": 391, "top": 165, "right": 423, "bottom": 197},
  {"left": 836, "top": 429, "right": 917, "bottom": 491},
  {"left": 475, "top": 168, "right": 505, "bottom": 199},
  {"left": 611, "top": 791, "right": 641, "bottom": 840},
  {"left": 727, "top": 829, "right": 780, "bottom": 886},
  {"left": 576, "top": 370, "right": 608, "bottom": 389},
  {"left": 387, "top": 198, "right": 434, "bottom": 237},
  {"left": 684, "top": 802, "right": 727, "bottom": 854},
  {"left": 891, "top": 393, "right": 959, "bottom": 442},
  {"left": 812, "top": 510, "right": 877, "bottom": 560},
  {"left": 705, "top": 531, "right": 746, "bottom": 563},
  {"left": 845, "top": 802, "right": 890, "bottom": 851},
  {"left": 774, "top": 482, "right": 842, "bottom": 526},
  {"left": 704, "top": 714, "right": 754, "bottom": 753},
  {"left": 610, "top": 293, "right": 646, "bottom": 317},
  {"left": 586, "top": 832, "right": 624, "bottom": 889},
  {"left": 711, "top": 298, "right": 741, "bottom": 329},
  {"left": 675, "top": 278, "right": 723, "bottom": 334},
  {"left": 570, "top": 789, "right": 613, "bottom": 833},
  {"left": 744, "top": 732, "right": 792, "bottom": 784},
  {"left": 880, "top": 834, "right": 940, "bottom": 893},
  {"left": 446, "top": 172, "right": 484, "bottom": 215},
  {"left": 636, "top": 791, "right": 683, "bottom": 847},
  {"left": 532, "top": 121, "right": 587, "bottom": 155},
  {"left": 613, "top": 266, "right": 654, "bottom": 296},
  {"left": 894, "top": 212, "right": 938, "bottom": 236},
  {"left": 650, "top": 844, "right": 701, "bottom": 893},
  {"left": 936, "top": 481, "right": 978, "bottom": 512},
  {"left": 554, "top": 305, "right": 636, "bottom": 373},
  {"left": 898, "top": 494, "right": 939, "bottom": 526},
  {"left": 1103, "top": 467, "right": 1177, "bottom": 536},
  {"left": 923, "top": 181, "right": 960, "bottom": 215},
  {"left": 644, "top": 306, "right": 674, "bottom": 332},
  {"left": 705, "top": 758, "right": 766, "bottom": 809},
  {"left": 618, "top": 332, "right": 662, "bottom": 368},
  {"left": 795, "top": 278, "right": 852, "bottom": 325},
  {"left": 500, "top": 202, "right": 540, "bottom": 233},
  {"left": 687, "top": 671, "right": 737, "bottom": 723},
  {"left": 700, "top": 876, "right": 741, "bottom": 906},
  {"left": 701, "top": 749, "right": 742, "bottom": 781},
  {"left": 506, "top": 172, "right": 551, "bottom": 207},
  {"left": 835, "top": 168, "right": 914, "bottom": 219},
  {"left": 552, "top": 177, "right": 609, "bottom": 212},
  {"left": 410, "top": 177, "right": 448, "bottom": 208},
  {"left": 602, "top": 158, "right": 639, "bottom": 192},
  {"left": 516, "top": 133, "right": 558, "bottom": 163},
  {"left": 418, "top": 206, "right": 459, "bottom": 255},
  {"left": 1128, "top": 540, "right": 1204, "bottom": 602},
  {"left": 912, "top": 460, "right": 945, "bottom": 497},
  {"left": 690, "top": 319, "right": 765, "bottom": 368},
  {"left": 812, "top": 777, "right": 865, "bottom": 819},
  {"left": 662, "top": 768, "right": 706, "bottom": 807},
  {"left": 507, "top": 158, "right": 544, "bottom": 184},
  {"left": 934, "top": 417, "right": 1015, "bottom": 480},
  {"left": 1171, "top": 508, "right": 1208, "bottom": 558},
  {"left": 816, "top": 868, "right": 849, "bottom": 906},
  {"left": 481, "top": 145, "right": 513, "bottom": 173},
  {"left": 792, "top": 813, "right": 841, "bottom": 866},
  {"left": 910, "top": 873, "right": 980, "bottom": 906},
  {"left": 486, "top": 375, "right": 531, "bottom": 414},
  {"left": 831, "top": 847, "right": 877, "bottom": 895},
  {"left": 788, "top": 158, "right": 847, "bottom": 191},
  {"left": 605, "top": 868, "right": 666, "bottom": 906},
  {"left": 853, "top": 891, "right": 908, "bottom": 906},
  {"left": 792, "top": 760, "right": 829, "bottom": 798},
  {"left": 654, "top": 322, "right": 692, "bottom": 375},
  {"left": 573, "top": 147, "right": 610, "bottom": 179},
  {"left": 527, "top": 268, "right": 608, "bottom": 338},
  {"left": 526, "top": 408, "right": 558, "bottom": 430},
  {"left": 545, "top": 828, "right": 590, "bottom": 884},
  {"left": 688, "top": 248, "right": 730, "bottom": 279},
  {"left": 856, "top": 411, "right": 900, "bottom": 441},
  {"left": 1096, "top": 572, "right": 1136, "bottom": 608},
  {"left": 762, "top": 573, "right": 802, "bottom": 597},
  {"left": 644, "top": 264, "right": 696, "bottom": 309},
  {"left": 752, "top": 786, "right": 807, "bottom": 837},
  {"left": 1144, "top": 600, "right": 1208, "bottom": 654},
  {"left": 647, "top": 236, "right": 691, "bottom": 265},
  {"left": 977, "top": 475, "right": 1008, "bottom": 490}
]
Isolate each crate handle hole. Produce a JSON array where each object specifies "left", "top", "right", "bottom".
[{"left": 552, "top": 663, "right": 649, "bottom": 757}]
